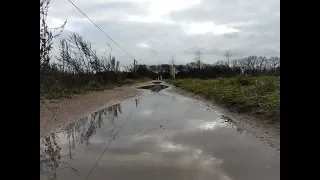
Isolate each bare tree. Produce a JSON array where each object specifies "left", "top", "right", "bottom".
[
  {"left": 171, "top": 55, "right": 176, "bottom": 67},
  {"left": 110, "top": 57, "right": 116, "bottom": 71},
  {"left": 100, "top": 56, "right": 110, "bottom": 71},
  {"left": 194, "top": 50, "right": 203, "bottom": 70},
  {"left": 170, "top": 55, "right": 176, "bottom": 79},
  {"left": 215, "top": 60, "right": 227, "bottom": 66},
  {"left": 238, "top": 58, "right": 249, "bottom": 74},
  {"left": 269, "top": 56, "right": 280, "bottom": 75},
  {"left": 231, "top": 59, "right": 239, "bottom": 68},
  {"left": 40, "top": 0, "right": 67, "bottom": 92},
  {"left": 57, "top": 33, "right": 97, "bottom": 74},
  {"left": 116, "top": 61, "right": 120, "bottom": 72},
  {"left": 251, "top": 56, "right": 258, "bottom": 70},
  {"left": 257, "top": 56, "right": 267, "bottom": 74},
  {"left": 224, "top": 50, "right": 232, "bottom": 67},
  {"left": 90, "top": 51, "right": 102, "bottom": 73},
  {"left": 123, "top": 64, "right": 133, "bottom": 72},
  {"left": 40, "top": 0, "right": 66, "bottom": 72}
]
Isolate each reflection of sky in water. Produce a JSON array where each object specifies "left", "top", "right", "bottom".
[
  {"left": 187, "top": 119, "right": 229, "bottom": 131},
  {"left": 159, "top": 142, "right": 184, "bottom": 152},
  {"left": 125, "top": 134, "right": 231, "bottom": 180},
  {"left": 199, "top": 121, "right": 218, "bottom": 130},
  {"left": 40, "top": 103, "right": 123, "bottom": 179},
  {"left": 138, "top": 109, "right": 153, "bottom": 116},
  {"left": 40, "top": 92, "right": 278, "bottom": 180}
]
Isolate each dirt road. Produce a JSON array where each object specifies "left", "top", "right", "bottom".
[
  {"left": 40, "top": 84, "right": 145, "bottom": 137},
  {"left": 40, "top": 83, "right": 280, "bottom": 180}
]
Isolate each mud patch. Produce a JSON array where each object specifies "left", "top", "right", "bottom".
[
  {"left": 138, "top": 84, "right": 169, "bottom": 92},
  {"left": 152, "top": 81, "right": 162, "bottom": 84}
]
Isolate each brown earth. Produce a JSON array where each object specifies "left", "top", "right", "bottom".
[{"left": 40, "top": 84, "right": 146, "bottom": 137}]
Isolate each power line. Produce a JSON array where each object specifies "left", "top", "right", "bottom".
[
  {"left": 84, "top": 108, "right": 135, "bottom": 180},
  {"left": 67, "top": 0, "right": 135, "bottom": 61}
]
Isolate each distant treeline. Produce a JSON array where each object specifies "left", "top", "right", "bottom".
[{"left": 135, "top": 55, "right": 280, "bottom": 79}]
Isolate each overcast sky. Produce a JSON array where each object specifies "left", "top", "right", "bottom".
[{"left": 47, "top": 0, "right": 280, "bottom": 66}]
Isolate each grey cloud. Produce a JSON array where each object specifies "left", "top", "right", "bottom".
[
  {"left": 52, "top": 19, "right": 186, "bottom": 65},
  {"left": 150, "top": 49, "right": 160, "bottom": 55},
  {"left": 49, "top": 1, "right": 147, "bottom": 20},
  {"left": 49, "top": 0, "right": 279, "bottom": 66},
  {"left": 223, "top": 32, "right": 240, "bottom": 38},
  {"left": 184, "top": 47, "right": 223, "bottom": 56},
  {"left": 169, "top": 0, "right": 279, "bottom": 24}
]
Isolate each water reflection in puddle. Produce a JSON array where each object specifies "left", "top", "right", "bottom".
[
  {"left": 40, "top": 89, "right": 279, "bottom": 180},
  {"left": 40, "top": 103, "right": 123, "bottom": 180},
  {"left": 137, "top": 84, "right": 169, "bottom": 92}
]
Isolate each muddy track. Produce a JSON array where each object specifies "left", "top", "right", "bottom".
[
  {"left": 40, "top": 82, "right": 149, "bottom": 137},
  {"left": 40, "top": 82, "right": 279, "bottom": 180}
]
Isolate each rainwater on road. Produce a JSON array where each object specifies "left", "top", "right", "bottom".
[{"left": 40, "top": 83, "right": 280, "bottom": 180}]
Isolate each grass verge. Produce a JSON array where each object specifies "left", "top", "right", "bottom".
[
  {"left": 40, "top": 78, "right": 150, "bottom": 100},
  {"left": 166, "top": 76, "right": 280, "bottom": 123}
]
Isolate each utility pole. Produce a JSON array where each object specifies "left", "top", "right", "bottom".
[
  {"left": 171, "top": 55, "right": 176, "bottom": 79},
  {"left": 133, "top": 59, "right": 137, "bottom": 72}
]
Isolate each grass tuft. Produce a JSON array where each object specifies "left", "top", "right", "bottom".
[{"left": 166, "top": 76, "right": 280, "bottom": 123}]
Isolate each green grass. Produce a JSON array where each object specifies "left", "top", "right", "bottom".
[
  {"left": 40, "top": 78, "right": 150, "bottom": 100},
  {"left": 166, "top": 76, "right": 280, "bottom": 122}
]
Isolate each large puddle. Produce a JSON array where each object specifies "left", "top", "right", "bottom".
[
  {"left": 40, "top": 87, "right": 279, "bottom": 180},
  {"left": 152, "top": 81, "right": 162, "bottom": 84},
  {"left": 137, "top": 84, "right": 169, "bottom": 92}
]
